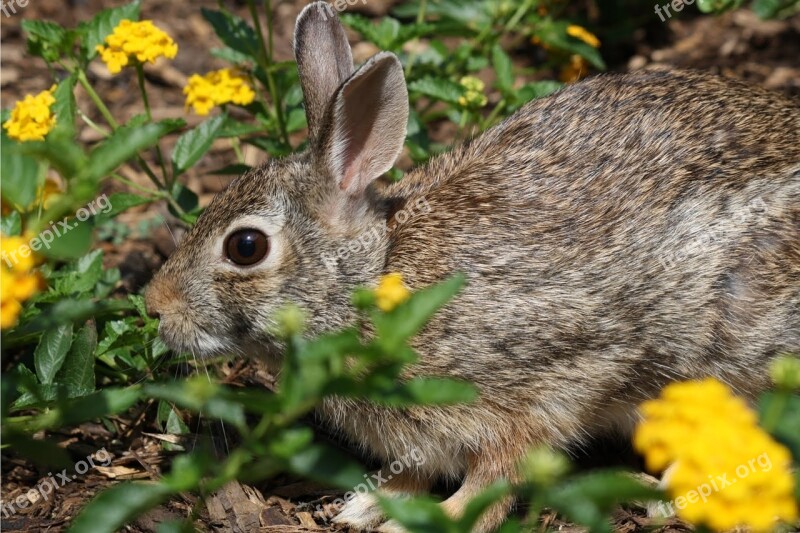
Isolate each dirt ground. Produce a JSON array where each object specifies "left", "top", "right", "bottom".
[{"left": 1, "top": 0, "right": 799, "bottom": 531}]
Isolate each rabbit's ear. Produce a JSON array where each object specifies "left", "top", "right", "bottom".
[
  {"left": 294, "top": 2, "right": 354, "bottom": 141},
  {"left": 322, "top": 52, "right": 409, "bottom": 196}
]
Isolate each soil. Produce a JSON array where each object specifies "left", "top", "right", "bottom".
[{"left": 1, "top": 1, "right": 798, "bottom": 531}]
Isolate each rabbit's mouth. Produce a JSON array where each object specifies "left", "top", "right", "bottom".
[{"left": 157, "top": 317, "right": 233, "bottom": 360}]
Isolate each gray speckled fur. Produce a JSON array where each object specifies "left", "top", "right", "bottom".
[{"left": 146, "top": 4, "right": 800, "bottom": 531}]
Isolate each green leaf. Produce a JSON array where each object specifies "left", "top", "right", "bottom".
[
  {"left": 78, "top": 0, "right": 142, "bottom": 61},
  {"left": 92, "top": 193, "right": 153, "bottom": 224},
  {"left": 201, "top": 9, "right": 259, "bottom": 60},
  {"left": 373, "top": 274, "right": 465, "bottom": 350},
  {"left": 58, "top": 322, "right": 97, "bottom": 397},
  {"left": 37, "top": 217, "right": 93, "bottom": 261},
  {"left": 287, "top": 444, "right": 366, "bottom": 489},
  {"left": 171, "top": 115, "right": 226, "bottom": 176},
  {"left": 491, "top": 44, "right": 513, "bottom": 93},
  {"left": 34, "top": 323, "right": 74, "bottom": 385},
  {"left": 52, "top": 74, "right": 78, "bottom": 136},
  {"left": 545, "top": 471, "right": 663, "bottom": 532},
  {"left": 408, "top": 77, "right": 464, "bottom": 105},
  {"left": 169, "top": 182, "right": 199, "bottom": 221},
  {"left": 391, "top": 377, "right": 477, "bottom": 405},
  {"left": 380, "top": 493, "right": 456, "bottom": 532},
  {"left": 1, "top": 132, "right": 39, "bottom": 208},
  {"left": 69, "top": 481, "right": 173, "bottom": 533},
  {"left": 1, "top": 211, "right": 22, "bottom": 235},
  {"left": 22, "top": 20, "right": 73, "bottom": 63},
  {"left": 81, "top": 119, "right": 184, "bottom": 182},
  {"left": 20, "top": 133, "right": 87, "bottom": 182},
  {"left": 458, "top": 481, "right": 512, "bottom": 530},
  {"left": 57, "top": 387, "right": 141, "bottom": 427}
]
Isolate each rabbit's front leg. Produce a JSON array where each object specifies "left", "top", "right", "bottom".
[{"left": 333, "top": 469, "right": 431, "bottom": 530}]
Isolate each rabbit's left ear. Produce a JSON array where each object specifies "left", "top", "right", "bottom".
[
  {"left": 320, "top": 52, "right": 409, "bottom": 196},
  {"left": 294, "top": 1, "right": 354, "bottom": 142}
]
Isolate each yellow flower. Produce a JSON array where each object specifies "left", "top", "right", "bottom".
[
  {"left": 634, "top": 378, "right": 798, "bottom": 532},
  {"left": 1, "top": 233, "right": 45, "bottom": 329},
  {"left": 374, "top": 273, "right": 410, "bottom": 312},
  {"left": 184, "top": 68, "right": 256, "bottom": 116},
  {"left": 457, "top": 76, "right": 488, "bottom": 109},
  {"left": 96, "top": 20, "right": 178, "bottom": 74},
  {"left": 559, "top": 54, "right": 589, "bottom": 83},
  {"left": 3, "top": 86, "right": 57, "bottom": 142},
  {"left": 566, "top": 24, "right": 600, "bottom": 48}
]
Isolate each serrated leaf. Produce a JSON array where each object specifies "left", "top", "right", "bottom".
[
  {"left": 79, "top": 0, "right": 142, "bottom": 61},
  {"left": 201, "top": 9, "right": 259, "bottom": 60},
  {"left": 408, "top": 77, "right": 464, "bottom": 105},
  {"left": 52, "top": 74, "right": 78, "bottom": 136},
  {"left": 58, "top": 322, "right": 97, "bottom": 397},
  {"left": 81, "top": 119, "right": 183, "bottom": 182},
  {"left": 1, "top": 211, "right": 22, "bottom": 235},
  {"left": 34, "top": 323, "right": 74, "bottom": 384},
  {"left": 92, "top": 193, "right": 153, "bottom": 224},
  {"left": 171, "top": 115, "right": 226, "bottom": 176},
  {"left": 22, "top": 20, "right": 72, "bottom": 63}
]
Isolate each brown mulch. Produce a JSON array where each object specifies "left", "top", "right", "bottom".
[{"left": 2, "top": 1, "right": 798, "bottom": 531}]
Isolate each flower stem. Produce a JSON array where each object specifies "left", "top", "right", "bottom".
[
  {"left": 76, "top": 69, "right": 118, "bottom": 130},
  {"left": 247, "top": 0, "right": 288, "bottom": 146},
  {"left": 404, "top": 0, "right": 428, "bottom": 78},
  {"left": 136, "top": 63, "right": 170, "bottom": 186}
]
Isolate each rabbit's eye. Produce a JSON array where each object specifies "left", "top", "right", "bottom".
[{"left": 225, "top": 229, "right": 269, "bottom": 266}]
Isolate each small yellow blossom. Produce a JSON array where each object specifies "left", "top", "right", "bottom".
[
  {"left": 374, "top": 273, "right": 410, "bottom": 312},
  {"left": 566, "top": 25, "right": 600, "bottom": 48},
  {"left": 96, "top": 20, "right": 178, "bottom": 74},
  {"left": 183, "top": 68, "right": 256, "bottom": 116},
  {"left": 457, "top": 76, "right": 488, "bottom": 109},
  {"left": 559, "top": 54, "right": 589, "bottom": 83},
  {"left": 1, "top": 233, "right": 45, "bottom": 329},
  {"left": 634, "top": 378, "right": 798, "bottom": 532},
  {"left": 3, "top": 86, "right": 57, "bottom": 142}
]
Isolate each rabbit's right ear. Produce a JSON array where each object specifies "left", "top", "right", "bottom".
[{"left": 294, "top": 2, "right": 354, "bottom": 141}]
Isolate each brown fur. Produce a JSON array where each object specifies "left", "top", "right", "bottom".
[{"left": 146, "top": 3, "right": 800, "bottom": 531}]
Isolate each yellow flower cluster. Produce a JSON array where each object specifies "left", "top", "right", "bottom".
[
  {"left": 458, "top": 76, "right": 488, "bottom": 109},
  {"left": 1, "top": 234, "right": 45, "bottom": 329},
  {"left": 183, "top": 68, "right": 257, "bottom": 116},
  {"left": 3, "top": 86, "right": 57, "bottom": 142},
  {"left": 634, "top": 378, "right": 798, "bottom": 532},
  {"left": 566, "top": 25, "right": 601, "bottom": 48},
  {"left": 374, "top": 273, "right": 410, "bottom": 312},
  {"left": 96, "top": 20, "right": 178, "bottom": 74}
]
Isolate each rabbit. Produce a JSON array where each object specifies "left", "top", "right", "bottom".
[{"left": 145, "top": 2, "right": 800, "bottom": 531}]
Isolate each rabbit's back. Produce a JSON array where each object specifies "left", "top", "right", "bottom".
[{"left": 381, "top": 69, "right": 799, "bottom": 432}]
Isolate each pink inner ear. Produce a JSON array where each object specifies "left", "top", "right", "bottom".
[{"left": 328, "top": 54, "right": 407, "bottom": 197}]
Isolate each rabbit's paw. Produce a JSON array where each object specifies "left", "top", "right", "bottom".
[{"left": 332, "top": 493, "right": 385, "bottom": 530}]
